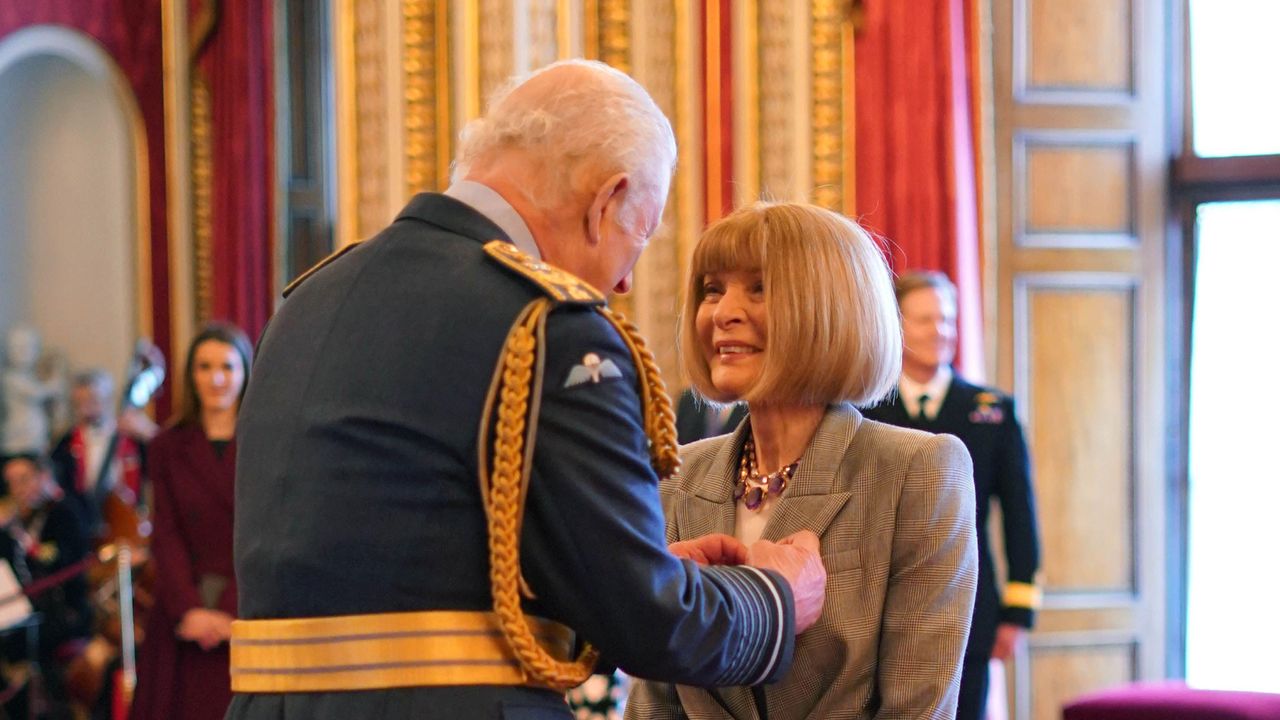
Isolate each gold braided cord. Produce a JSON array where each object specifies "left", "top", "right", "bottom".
[
  {"left": 485, "top": 299, "right": 598, "bottom": 689},
  {"left": 480, "top": 301, "right": 680, "bottom": 691},
  {"left": 598, "top": 307, "right": 681, "bottom": 479}
]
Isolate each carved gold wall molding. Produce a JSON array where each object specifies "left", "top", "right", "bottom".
[
  {"left": 190, "top": 70, "right": 214, "bottom": 324},
  {"left": 352, "top": 0, "right": 389, "bottom": 240},
  {"left": 732, "top": 0, "right": 759, "bottom": 207},
  {"left": 597, "top": 0, "right": 631, "bottom": 71},
  {"left": 403, "top": 0, "right": 451, "bottom": 194},
  {"left": 810, "top": 0, "right": 846, "bottom": 211}
]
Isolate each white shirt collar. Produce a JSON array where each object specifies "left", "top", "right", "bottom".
[
  {"left": 83, "top": 418, "right": 116, "bottom": 439},
  {"left": 443, "top": 181, "right": 541, "bottom": 260},
  {"left": 898, "top": 365, "right": 953, "bottom": 417}
]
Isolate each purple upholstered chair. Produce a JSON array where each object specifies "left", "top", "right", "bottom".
[{"left": 1063, "top": 681, "right": 1280, "bottom": 720}]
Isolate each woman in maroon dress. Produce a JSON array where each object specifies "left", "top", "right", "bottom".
[{"left": 129, "top": 322, "right": 252, "bottom": 720}]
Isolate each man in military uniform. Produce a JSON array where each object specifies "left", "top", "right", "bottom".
[
  {"left": 862, "top": 270, "right": 1041, "bottom": 720},
  {"left": 228, "top": 60, "right": 827, "bottom": 720}
]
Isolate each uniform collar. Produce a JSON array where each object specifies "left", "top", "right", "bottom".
[
  {"left": 443, "top": 181, "right": 541, "bottom": 260},
  {"left": 899, "top": 365, "right": 953, "bottom": 408}
]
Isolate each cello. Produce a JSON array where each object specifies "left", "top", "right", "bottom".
[{"left": 64, "top": 340, "right": 165, "bottom": 717}]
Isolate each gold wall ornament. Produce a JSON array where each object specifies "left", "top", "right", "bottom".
[
  {"left": 733, "top": 0, "right": 760, "bottom": 207},
  {"left": 583, "top": 0, "right": 630, "bottom": 71},
  {"left": 703, "top": 0, "right": 725, "bottom": 222},
  {"left": 673, "top": 0, "right": 700, "bottom": 273},
  {"left": 402, "top": 0, "right": 451, "bottom": 194},
  {"left": 598, "top": 0, "right": 631, "bottom": 71},
  {"left": 353, "top": 0, "right": 389, "bottom": 240},
  {"left": 190, "top": 70, "right": 214, "bottom": 324},
  {"left": 555, "top": 0, "right": 574, "bottom": 59},
  {"left": 811, "top": 0, "right": 845, "bottom": 211}
]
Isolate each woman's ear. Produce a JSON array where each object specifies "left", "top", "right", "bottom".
[{"left": 585, "top": 172, "right": 630, "bottom": 246}]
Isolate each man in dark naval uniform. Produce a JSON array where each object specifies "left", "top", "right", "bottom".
[
  {"left": 863, "top": 270, "right": 1041, "bottom": 720},
  {"left": 228, "top": 60, "right": 827, "bottom": 720}
]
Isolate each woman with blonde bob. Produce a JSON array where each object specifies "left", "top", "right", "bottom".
[{"left": 626, "top": 202, "right": 978, "bottom": 719}]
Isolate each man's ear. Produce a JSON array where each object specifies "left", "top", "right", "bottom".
[{"left": 585, "top": 172, "right": 630, "bottom": 246}]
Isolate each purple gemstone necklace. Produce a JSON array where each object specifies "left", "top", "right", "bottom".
[{"left": 734, "top": 436, "right": 801, "bottom": 512}]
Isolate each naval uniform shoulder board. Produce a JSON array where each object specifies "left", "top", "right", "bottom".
[
  {"left": 483, "top": 240, "right": 605, "bottom": 306},
  {"left": 282, "top": 242, "right": 363, "bottom": 299}
]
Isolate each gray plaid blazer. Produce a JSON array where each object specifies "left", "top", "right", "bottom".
[{"left": 626, "top": 403, "right": 978, "bottom": 720}]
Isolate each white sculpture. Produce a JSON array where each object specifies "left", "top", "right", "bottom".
[{"left": 2, "top": 326, "right": 66, "bottom": 455}]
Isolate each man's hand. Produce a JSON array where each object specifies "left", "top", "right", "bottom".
[
  {"left": 747, "top": 530, "right": 827, "bottom": 634},
  {"left": 669, "top": 533, "right": 749, "bottom": 566},
  {"left": 991, "top": 622, "right": 1024, "bottom": 661},
  {"left": 177, "top": 608, "right": 234, "bottom": 651}
]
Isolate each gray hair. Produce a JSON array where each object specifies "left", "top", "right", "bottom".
[
  {"left": 72, "top": 368, "right": 114, "bottom": 395},
  {"left": 451, "top": 59, "right": 676, "bottom": 218}
]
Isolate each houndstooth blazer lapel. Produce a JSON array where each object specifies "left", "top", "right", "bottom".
[
  {"left": 671, "top": 419, "right": 747, "bottom": 541},
  {"left": 759, "top": 404, "right": 861, "bottom": 543}
]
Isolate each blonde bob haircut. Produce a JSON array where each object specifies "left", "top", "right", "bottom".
[{"left": 679, "top": 202, "right": 902, "bottom": 407}]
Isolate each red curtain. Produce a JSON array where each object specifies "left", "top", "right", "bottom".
[
  {"left": 854, "top": 0, "right": 984, "bottom": 378},
  {"left": 0, "top": 0, "right": 172, "bottom": 415},
  {"left": 195, "top": 0, "right": 274, "bottom": 340}
]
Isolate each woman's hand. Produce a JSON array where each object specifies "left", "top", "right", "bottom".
[{"left": 177, "top": 608, "right": 234, "bottom": 650}]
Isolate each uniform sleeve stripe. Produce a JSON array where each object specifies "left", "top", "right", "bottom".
[
  {"left": 740, "top": 565, "right": 786, "bottom": 686},
  {"left": 700, "top": 565, "right": 787, "bottom": 687},
  {"left": 703, "top": 567, "right": 761, "bottom": 685},
  {"left": 1003, "top": 581, "right": 1042, "bottom": 609}
]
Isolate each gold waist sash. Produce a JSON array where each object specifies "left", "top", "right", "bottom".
[{"left": 229, "top": 610, "right": 574, "bottom": 693}]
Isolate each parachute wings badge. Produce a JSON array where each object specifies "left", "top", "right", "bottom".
[{"left": 563, "top": 352, "right": 623, "bottom": 388}]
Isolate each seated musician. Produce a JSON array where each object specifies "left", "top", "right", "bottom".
[
  {"left": 0, "top": 452, "right": 92, "bottom": 718},
  {"left": 50, "top": 369, "right": 158, "bottom": 537}
]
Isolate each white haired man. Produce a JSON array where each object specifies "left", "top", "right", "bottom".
[{"left": 228, "top": 60, "right": 827, "bottom": 720}]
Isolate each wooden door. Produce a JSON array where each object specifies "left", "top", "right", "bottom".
[{"left": 987, "top": 0, "right": 1173, "bottom": 718}]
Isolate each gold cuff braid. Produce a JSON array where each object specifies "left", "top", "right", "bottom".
[{"left": 478, "top": 301, "right": 680, "bottom": 690}]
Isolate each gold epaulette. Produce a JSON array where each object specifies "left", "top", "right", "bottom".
[
  {"left": 282, "top": 242, "right": 363, "bottom": 298},
  {"left": 483, "top": 241, "right": 604, "bottom": 305}
]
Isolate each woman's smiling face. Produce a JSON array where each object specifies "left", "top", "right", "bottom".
[{"left": 696, "top": 268, "right": 768, "bottom": 400}]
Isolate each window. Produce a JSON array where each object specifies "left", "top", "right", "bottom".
[{"left": 1179, "top": 0, "right": 1280, "bottom": 693}]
